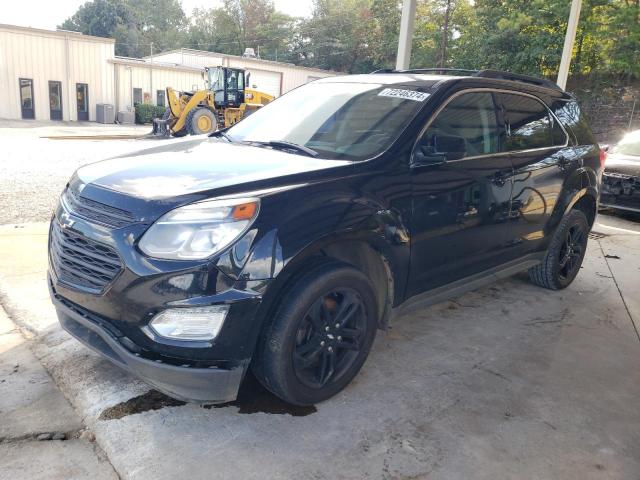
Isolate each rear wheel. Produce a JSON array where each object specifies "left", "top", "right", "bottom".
[
  {"left": 528, "top": 209, "right": 589, "bottom": 289},
  {"left": 253, "top": 260, "right": 378, "bottom": 406},
  {"left": 186, "top": 107, "right": 216, "bottom": 135}
]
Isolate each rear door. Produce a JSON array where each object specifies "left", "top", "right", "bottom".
[
  {"left": 407, "top": 90, "right": 514, "bottom": 296},
  {"left": 495, "top": 92, "right": 572, "bottom": 259}
]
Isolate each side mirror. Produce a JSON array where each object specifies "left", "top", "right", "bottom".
[{"left": 414, "top": 134, "right": 467, "bottom": 165}]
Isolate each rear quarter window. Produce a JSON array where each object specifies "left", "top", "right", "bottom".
[{"left": 550, "top": 99, "right": 596, "bottom": 146}]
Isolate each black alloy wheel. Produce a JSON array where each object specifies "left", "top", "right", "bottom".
[
  {"left": 557, "top": 223, "right": 587, "bottom": 281},
  {"left": 528, "top": 209, "right": 590, "bottom": 289},
  {"left": 253, "top": 260, "right": 378, "bottom": 406},
  {"left": 292, "top": 288, "right": 366, "bottom": 389}
]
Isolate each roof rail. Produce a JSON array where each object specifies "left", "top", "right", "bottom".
[
  {"left": 472, "top": 69, "right": 562, "bottom": 91},
  {"left": 402, "top": 68, "right": 479, "bottom": 75},
  {"left": 371, "top": 68, "right": 478, "bottom": 76},
  {"left": 370, "top": 67, "right": 563, "bottom": 91}
]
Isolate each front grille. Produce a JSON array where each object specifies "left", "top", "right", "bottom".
[
  {"left": 62, "top": 188, "right": 135, "bottom": 228},
  {"left": 49, "top": 221, "right": 123, "bottom": 294}
]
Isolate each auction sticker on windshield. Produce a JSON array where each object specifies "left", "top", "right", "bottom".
[{"left": 378, "top": 88, "right": 430, "bottom": 102}]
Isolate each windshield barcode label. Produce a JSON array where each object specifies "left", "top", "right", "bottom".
[{"left": 378, "top": 88, "right": 430, "bottom": 102}]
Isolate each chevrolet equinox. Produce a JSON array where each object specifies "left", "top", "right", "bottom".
[{"left": 48, "top": 69, "right": 603, "bottom": 406}]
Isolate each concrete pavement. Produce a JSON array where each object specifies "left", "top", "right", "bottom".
[
  {"left": 0, "top": 305, "right": 117, "bottom": 479},
  {"left": 0, "top": 212, "right": 639, "bottom": 479}
]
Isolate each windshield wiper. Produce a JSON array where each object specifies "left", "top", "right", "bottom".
[
  {"left": 209, "top": 129, "right": 233, "bottom": 142},
  {"left": 250, "top": 140, "right": 319, "bottom": 158}
]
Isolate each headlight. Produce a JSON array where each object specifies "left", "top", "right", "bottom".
[{"left": 139, "top": 198, "right": 259, "bottom": 260}]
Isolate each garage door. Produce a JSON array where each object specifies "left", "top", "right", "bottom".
[{"left": 246, "top": 69, "right": 281, "bottom": 98}]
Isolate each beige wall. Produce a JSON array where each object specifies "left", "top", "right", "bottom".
[
  {"left": 0, "top": 25, "right": 115, "bottom": 121},
  {"left": 113, "top": 62, "right": 204, "bottom": 112},
  {"left": 148, "top": 49, "right": 336, "bottom": 96}
]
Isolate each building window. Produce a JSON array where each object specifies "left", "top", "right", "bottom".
[
  {"left": 157, "top": 90, "right": 165, "bottom": 107},
  {"left": 76, "top": 84, "right": 89, "bottom": 121},
  {"left": 133, "top": 88, "right": 143, "bottom": 105},
  {"left": 19, "top": 78, "right": 35, "bottom": 119},
  {"left": 49, "top": 81, "right": 63, "bottom": 121}
]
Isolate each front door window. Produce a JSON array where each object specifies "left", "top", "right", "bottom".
[{"left": 49, "top": 81, "right": 63, "bottom": 120}]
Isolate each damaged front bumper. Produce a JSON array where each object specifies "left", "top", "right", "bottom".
[
  {"left": 50, "top": 282, "right": 247, "bottom": 404},
  {"left": 601, "top": 172, "right": 640, "bottom": 213}
]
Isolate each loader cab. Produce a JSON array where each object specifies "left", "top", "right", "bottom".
[{"left": 207, "top": 66, "right": 246, "bottom": 108}]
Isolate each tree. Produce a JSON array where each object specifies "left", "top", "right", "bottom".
[{"left": 59, "top": 0, "right": 187, "bottom": 57}]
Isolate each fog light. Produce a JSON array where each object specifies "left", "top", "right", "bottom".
[{"left": 149, "top": 306, "right": 229, "bottom": 341}]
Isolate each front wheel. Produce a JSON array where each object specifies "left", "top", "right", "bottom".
[
  {"left": 528, "top": 209, "right": 589, "bottom": 289},
  {"left": 253, "top": 260, "right": 379, "bottom": 406},
  {"left": 186, "top": 107, "right": 217, "bottom": 135}
]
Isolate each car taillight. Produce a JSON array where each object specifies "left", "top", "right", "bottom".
[{"left": 599, "top": 149, "right": 607, "bottom": 170}]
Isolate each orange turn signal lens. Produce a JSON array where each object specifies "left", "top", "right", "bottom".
[{"left": 231, "top": 202, "right": 258, "bottom": 220}]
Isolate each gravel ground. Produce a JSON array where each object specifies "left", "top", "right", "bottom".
[{"left": 0, "top": 126, "right": 175, "bottom": 225}]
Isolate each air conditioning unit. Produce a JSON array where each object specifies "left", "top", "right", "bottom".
[
  {"left": 242, "top": 48, "right": 257, "bottom": 58},
  {"left": 96, "top": 104, "right": 115, "bottom": 124}
]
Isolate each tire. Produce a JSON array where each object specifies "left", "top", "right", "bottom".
[
  {"left": 253, "top": 260, "right": 379, "bottom": 406},
  {"left": 186, "top": 107, "right": 216, "bottom": 135},
  {"left": 528, "top": 209, "right": 589, "bottom": 290}
]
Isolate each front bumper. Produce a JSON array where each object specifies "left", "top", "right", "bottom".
[
  {"left": 50, "top": 283, "right": 247, "bottom": 403},
  {"left": 601, "top": 173, "right": 640, "bottom": 213}
]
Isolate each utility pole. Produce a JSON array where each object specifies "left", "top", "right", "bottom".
[
  {"left": 149, "top": 42, "right": 154, "bottom": 105},
  {"left": 396, "top": 0, "right": 417, "bottom": 70},
  {"left": 557, "top": 0, "right": 582, "bottom": 90}
]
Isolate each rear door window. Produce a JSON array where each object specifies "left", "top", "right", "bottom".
[{"left": 497, "top": 93, "right": 560, "bottom": 151}]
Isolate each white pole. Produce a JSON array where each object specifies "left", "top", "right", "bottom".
[
  {"left": 557, "top": 0, "right": 582, "bottom": 90},
  {"left": 396, "top": 0, "right": 417, "bottom": 70}
]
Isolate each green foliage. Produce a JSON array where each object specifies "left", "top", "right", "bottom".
[
  {"left": 59, "top": 0, "right": 187, "bottom": 57},
  {"left": 60, "top": 0, "right": 639, "bottom": 79},
  {"left": 135, "top": 103, "right": 165, "bottom": 124}
]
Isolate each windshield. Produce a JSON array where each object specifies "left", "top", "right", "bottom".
[
  {"left": 612, "top": 131, "right": 640, "bottom": 157},
  {"left": 226, "top": 82, "right": 431, "bottom": 160}
]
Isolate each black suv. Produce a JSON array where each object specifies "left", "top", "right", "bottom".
[{"left": 49, "top": 69, "right": 602, "bottom": 406}]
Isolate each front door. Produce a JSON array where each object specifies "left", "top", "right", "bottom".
[
  {"left": 76, "top": 83, "right": 89, "bottom": 121},
  {"left": 407, "top": 90, "right": 514, "bottom": 296},
  {"left": 225, "top": 68, "right": 244, "bottom": 107},
  {"left": 49, "top": 81, "right": 63, "bottom": 120},
  {"left": 495, "top": 92, "right": 572, "bottom": 259},
  {"left": 19, "top": 78, "right": 35, "bottom": 119}
]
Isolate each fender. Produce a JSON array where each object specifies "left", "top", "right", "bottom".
[
  {"left": 544, "top": 165, "right": 599, "bottom": 237},
  {"left": 214, "top": 176, "right": 412, "bottom": 320}
]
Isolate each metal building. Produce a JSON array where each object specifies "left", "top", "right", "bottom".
[
  {"left": 0, "top": 24, "right": 115, "bottom": 122},
  {"left": 0, "top": 24, "right": 337, "bottom": 123},
  {"left": 144, "top": 48, "right": 336, "bottom": 98}
]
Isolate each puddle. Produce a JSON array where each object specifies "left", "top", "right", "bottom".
[
  {"left": 99, "top": 373, "right": 316, "bottom": 420},
  {"left": 99, "top": 390, "right": 186, "bottom": 420},
  {"left": 205, "top": 373, "right": 317, "bottom": 416}
]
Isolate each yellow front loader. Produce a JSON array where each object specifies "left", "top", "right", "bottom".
[{"left": 152, "top": 66, "right": 274, "bottom": 137}]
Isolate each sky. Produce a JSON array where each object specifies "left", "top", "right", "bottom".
[{"left": 2, "top": 0, "right": 315, "bottom": 31}]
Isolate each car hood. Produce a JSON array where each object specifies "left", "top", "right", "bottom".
[
  {"left": 76, "top": 138, "right": 351, "bottom": 200},
  {"left": 605, "top": 153, "right": 640, "bottom": 176}
]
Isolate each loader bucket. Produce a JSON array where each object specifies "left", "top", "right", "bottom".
[{"left": 151, "top": 118, "right": 171, "bottom": 137}]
